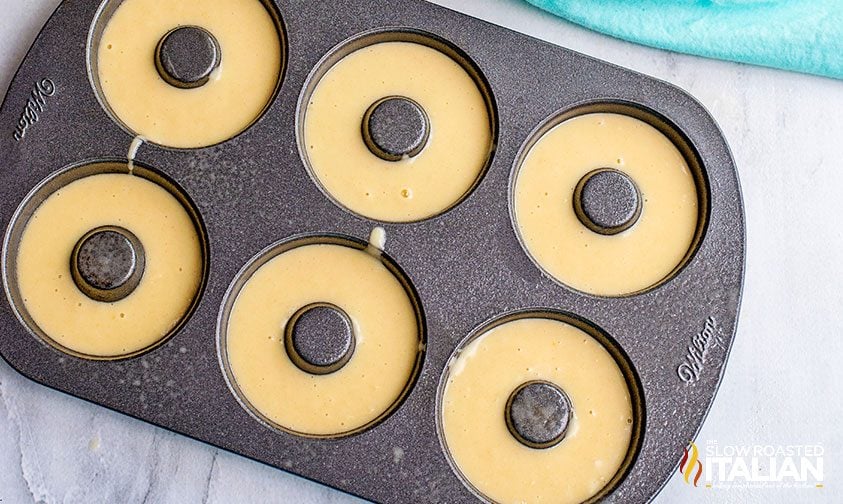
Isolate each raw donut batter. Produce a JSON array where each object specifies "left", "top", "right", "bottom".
[
  {"left": 514, "top": 113, "right": 699, "bottom": 296},
  {"left": 441, "top": 317, "right": 633, "bottom": 504},
  {"left": 15, "top": 170, "right": 203, "bottom": 358},
  {"left": 303, "top": 41, "right": 493, "bottom": 222},
  {"left": 223, "top": 241, "right": 422, "bottom": 437},
  {"left": 96, "top": 0, "right": 282, "bottom": 148}
]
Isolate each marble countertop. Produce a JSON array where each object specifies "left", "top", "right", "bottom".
[{"left": 1, "top": 0, "right": 841, "bottom": 502}]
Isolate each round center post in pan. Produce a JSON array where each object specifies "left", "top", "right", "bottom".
[
  {"left": 505, "top": 380, "right": 573, "bottom": 450},
  {"left": 573, "top": 168, "right": 642, "bottom": 236},
  {"left": 70, "top": 225, "right": 146, "bottom": 303},
  {"left": 362, "top": 95, "right": 431, "bottom": 162},
  {"left": 155, "top": 25, "right": 222, "bottom": 89},
  {"left": 284, "top": 302, "right": 356, "bottom": 375}
]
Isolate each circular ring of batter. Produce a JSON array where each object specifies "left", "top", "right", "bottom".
[
  {"left": 437, "top": 310, "right": 643, "bottom": 504},
  {"left": 2, "top": 161, "right": 208, "bottom": 360},
  {"left": 218, "top": 234, "right": 425, "bottom": 438},
  {"left": 89, "top": 0, "right": 286, "bottom": 149},
  {"left": 512, "top": 103, "right": 707, "bottom": 297},
  {"left": 298, "top": 30, "right": 497, "bottom": 223}
]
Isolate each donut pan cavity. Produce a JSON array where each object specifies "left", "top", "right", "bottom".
[{"left": 0, "top": 0, "right": 745, "bottom": 502}]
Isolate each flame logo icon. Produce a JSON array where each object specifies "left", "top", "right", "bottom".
[{"left": 679, "top": 441, "right": 703, "bottom": 486}]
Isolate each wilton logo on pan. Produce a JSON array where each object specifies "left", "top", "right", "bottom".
[
  {"left": 679, "top": 440, "right": 825, "bottom": 490},
  {"left": 13, "top": 78, "right": 56, "bottom": 142},
  {"left": 677, "top": 316, "right": 725, "bottom": 383}
]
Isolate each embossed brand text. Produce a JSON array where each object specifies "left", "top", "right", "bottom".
[
  {"left": 677, "top": 316, "right": 725, "bottom": 383},
  {"left": 13, "top": 78, "right": 56, "bottom": 141}
]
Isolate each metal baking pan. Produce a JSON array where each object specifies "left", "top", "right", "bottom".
[{"left": 0, "top": 0, "right": 745, "bottom": 502}]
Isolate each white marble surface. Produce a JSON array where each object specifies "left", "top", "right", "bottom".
[{"left": 1, "top": 0, "right": 841, "bottom": 502}]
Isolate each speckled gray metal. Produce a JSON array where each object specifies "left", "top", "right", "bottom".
[
  {"left": 0, "top": 0, "right": 745, "bottom": 503},
  {"left": 70, "top": 225, "right": 145, "bottom": 302},
  {"left": 155, "top": 26, "right": 221, "bottom": 89},
  {"left": 363, "top": 96, "right": 430, "bottom": 161},
  {"left": 285, "top": 302, "right": 355, "bottom": 375},
  {"left": 574, "top": 168, "right": 642, "bottom": 235},
  {"left": 505, "top": 380, "right": 572, "bottom": 450}
]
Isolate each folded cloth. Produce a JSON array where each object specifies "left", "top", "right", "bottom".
[{"left": 524, "top": 0, "right": 843, "bottom": 80}]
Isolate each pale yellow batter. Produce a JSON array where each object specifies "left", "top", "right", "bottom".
[
  {"left": 15, "top": 169, "right": 203, "bottom": 358},
  {"left": 96, "top": 0, "right": 282, "bottom": 148},
  {"left": 514, "top": 113, "right": 699, "bottom": 296},
  {"left": 303, "top": 41, "right": 494, "bottom": 222},
  {"left": 223, "top": 241, "right": 422, "bottom": 437},
  {"left": 441, "top": 317, "right": 633, "bottom": 504}
]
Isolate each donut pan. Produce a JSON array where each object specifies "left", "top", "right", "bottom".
[{"left": 0, "top": 0, "right": 745, "bottom": 502}]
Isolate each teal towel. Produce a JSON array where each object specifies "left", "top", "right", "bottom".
[{"left": 524, "top": 0, "right": 843, "bottom": 80}]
